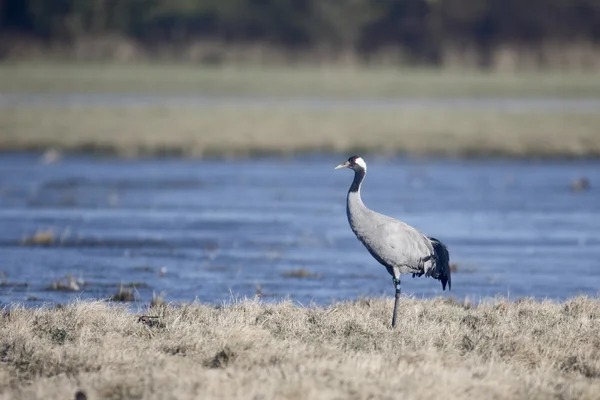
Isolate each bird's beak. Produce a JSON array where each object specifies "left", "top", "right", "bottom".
[{"left": 334, "top": 161, "right": 350, "bottom": 170}]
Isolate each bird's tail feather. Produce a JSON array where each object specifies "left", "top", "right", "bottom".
[{"left": 428, "top": 237, "right": 451, "bottom": 291}]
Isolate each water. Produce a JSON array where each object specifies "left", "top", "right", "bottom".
[
  {"left": 0, "top": 153, "right": 598, "bottom": 307},
  {"left": 2, "top": 93, "right": 600, "bottom": 113}
]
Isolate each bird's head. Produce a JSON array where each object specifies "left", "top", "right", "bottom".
[{"left": 335, "top": 155, "right": 367, "bottom": 172}]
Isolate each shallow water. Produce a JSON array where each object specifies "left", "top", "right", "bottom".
[
  {"left": 0, "top": 153, "right": 598, "bottom": 307},
  {"left": 2, "top": 93, "right": 600, "bottom": 112}
]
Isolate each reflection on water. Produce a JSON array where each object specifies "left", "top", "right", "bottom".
[{"left": 0, "top": 153, "right": 598, "bottom": 306}]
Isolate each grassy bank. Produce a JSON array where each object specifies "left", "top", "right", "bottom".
[
  {"left": 2, "top": 106, "right": 600, "bottom": 158},
  {"left": 1, "top": 63, "right": 600, "bottom": 158},
  {"left": 0, "top": 297, "right": 599, "bottom": 399}
]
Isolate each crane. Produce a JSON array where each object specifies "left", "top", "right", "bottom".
[{"left": 335, "top": 155, "right": 451, "bottom": 327}]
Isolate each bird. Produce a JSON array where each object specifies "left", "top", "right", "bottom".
[{"left": 335, "top": 155, "right": 451, "bottom": 328}]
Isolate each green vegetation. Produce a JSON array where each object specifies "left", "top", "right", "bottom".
[
  {"left": 1, "top": 64, "right": 599, "bottom": 158},
  {"left": 1, "top": 297, "right": 599, "bottom": 399},
  {"left": 2, "top": 64, "right": 600, "bottom": 97},
  {"left": 2, "top": 0, "right": 600, "bottom": 69}
]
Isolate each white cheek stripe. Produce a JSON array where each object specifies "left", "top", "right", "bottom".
[{"left": 354, "top": 157, "right": 367, "bottom": 169}]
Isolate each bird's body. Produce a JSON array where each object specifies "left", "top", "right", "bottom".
[
  {"left": 335, "top": 155, "right": 451, "bottom": 326},
  {"left": 347, "top": 185, "right": 450, "bottom": 289}
]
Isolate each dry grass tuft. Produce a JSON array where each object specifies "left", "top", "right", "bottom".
[
  {"left": 0, "top": 272, "right": 28, "bottom": 289},
  {"left": 149, "top": 292, "right": 166, "bottom": 309},
  {"left": 0, "top": 297, "right": 599, "bottom": 399},
  {"left": 107, "top": 285, "right": 136, "bottom": 302},
  {"left": 570, "top": 177, "right": 591, "bottom": 191},
  {"left": 281, "top": 269, "right": 322, "bottom": 279},
  {"left": 20, "top": 230, "right": 55, "bottom": 246},
  {"left": 121, "top": 282, "right": 149, "bottom": 289},
  {"left": 203, "top": 346, "right": 237, "bottom": 369},
  {"left": 47, "top": 275, "right": 83, "bottom": 292}
]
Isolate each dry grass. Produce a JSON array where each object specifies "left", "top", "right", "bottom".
[
  {"left": 20, "top": 230, "right": 55, "bottom": 246},
  {"left": 2, "top": 106, "right": 600, "bottom": 158},
  {"left": 0, "top": 297, "right": 599, "bottom": 400},
  {"left": 107, "top": 286, "right": 136, "bottom": 302},
  {"left": 281, "top": 269, "right": 322, "bottom": 279},
  {"left": 47, "top": 275, "right": 83, "bottom": 292}
]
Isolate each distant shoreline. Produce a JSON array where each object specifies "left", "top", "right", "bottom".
[
  {"left": 2, "top": 146, "right": 600, "bottom": 161},
  {"left": 2, "top": 64, "right": 599, "bottom": 160},
  {"left": 3, "top": 105, "right": 599, "bottom": 160}
]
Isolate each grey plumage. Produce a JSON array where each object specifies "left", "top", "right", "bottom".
[{"left": 335, "top": 155, "right": 451, "bottom": 326}]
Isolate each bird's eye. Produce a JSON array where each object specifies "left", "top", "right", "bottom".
[{"left": 348, "top": 156, "right": 357, "bottom": 163}]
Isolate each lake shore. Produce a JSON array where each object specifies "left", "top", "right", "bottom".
[
  {"left": 2, "top": 63, "right": 600, "bottom": 159},
  {"left": 1, "top": 297, "right": 598, "bottom": 399},
  {"left": 3, "top": 105, "right": 600, "bottom": 159}
]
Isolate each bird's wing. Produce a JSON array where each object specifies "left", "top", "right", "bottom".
[
  {"left": 381, "top": 221, "right": 434, "bottom": 257},
  {"left": 428, "top": 236, "right": 451, "bottom": 290},
  {"left": 355, "top": 210, "right": 450, "bottom": 288},
  {"left": 360, "top": 212, "right": 435, "bottom": 271}
]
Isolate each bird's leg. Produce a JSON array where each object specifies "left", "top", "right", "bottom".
[{"left": 391, "top": 277, "right": 401, "bottom": 328}]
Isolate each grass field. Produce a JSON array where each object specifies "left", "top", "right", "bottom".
[
  {"left": 2, "top": 63, "right": 600, "bottom": 98},
  {"left": 1, "top": 297, "right": 599, "bottom": 400},
  {"left": 1, "top": 63, "right": 600, "bottom": 158},
  {"left": 2, "top": 106, "right": 600, "bottom": 158}
]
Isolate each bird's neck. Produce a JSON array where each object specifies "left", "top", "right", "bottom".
[
  {"left": 347, "top": 169, "right": 367, "bottom": 212},
  {"left": 349, "top": 169, "right": 366, "bottom": 194},
  {"left": 346, "top": 169, "right": 368, "bottom": 230}
]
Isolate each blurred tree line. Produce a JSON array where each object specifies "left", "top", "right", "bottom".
[{"left": 1, "top": 0, "right": 600, "bottom": 68}]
